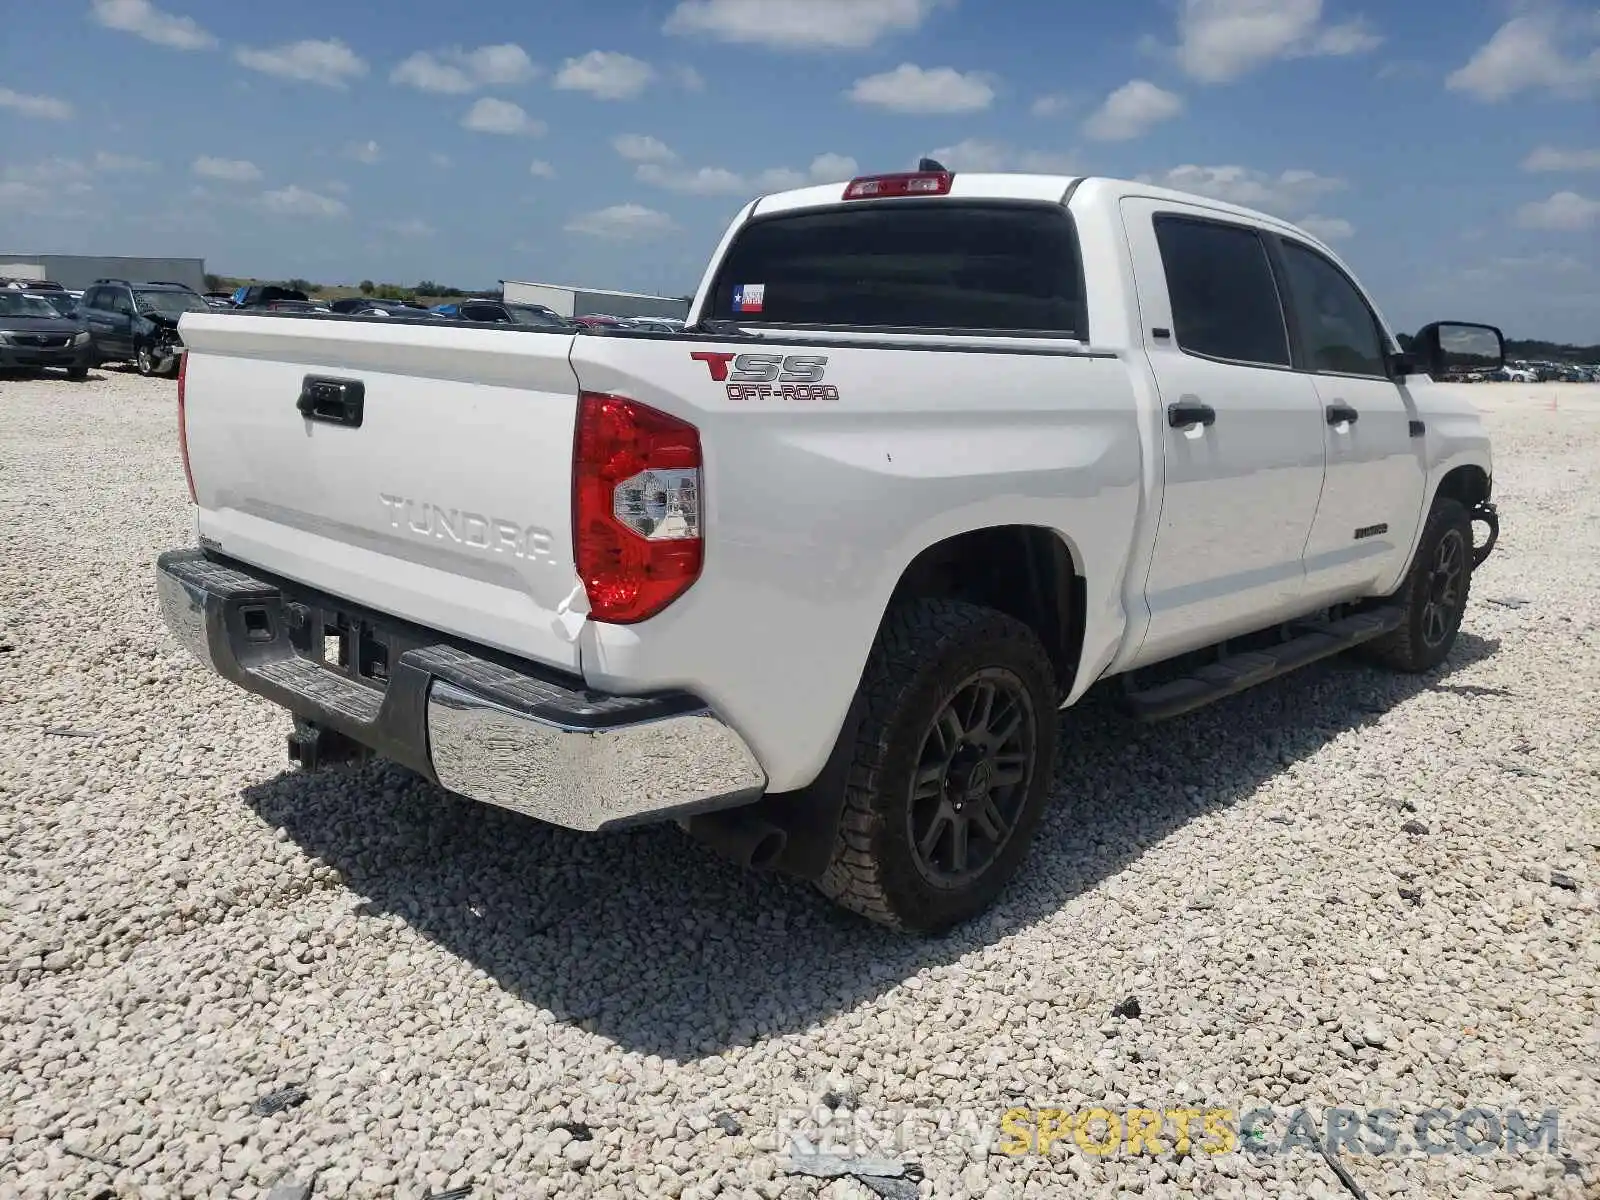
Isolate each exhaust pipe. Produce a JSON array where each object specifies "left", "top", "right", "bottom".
[{"left": 684, "top": 807, "right": 788, "bottom": 871}]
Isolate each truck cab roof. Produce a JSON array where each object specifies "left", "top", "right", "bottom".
[{"left": 751, "top": 170, "right": 1338, "bottom": 253}]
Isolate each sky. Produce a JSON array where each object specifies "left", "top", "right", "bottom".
[{"left": 1, "top": 0, "right": 1597, "bottom": 342}]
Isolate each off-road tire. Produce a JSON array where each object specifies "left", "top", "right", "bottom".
[
  {"left": 816, "top": 598, "right": 1058, "bottom": 933},
  {"left": 1364, "top": 496, "right": 1474, "bottom": 673}
]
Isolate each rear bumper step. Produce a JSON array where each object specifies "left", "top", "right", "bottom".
[{"left": 155, "top": 548, "right": 766, "bottom": 830}]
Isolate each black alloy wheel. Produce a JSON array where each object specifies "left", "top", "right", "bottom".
[
  {"left": 907, "top": 669, "right": 1036, "bottom": 888},
  {"left": 1420, "top": 526, "right": 1466, "bottom": 648}
]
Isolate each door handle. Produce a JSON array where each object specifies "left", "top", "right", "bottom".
[
  {"left": 297, "top": 376, "right": 365, "bottom": 427},
  {"left": 1325, "top": 403, "right": 1360, "bottom": 425},
  {"left": 1167, "top": 401, "right": 1217, "bottom": 429}
]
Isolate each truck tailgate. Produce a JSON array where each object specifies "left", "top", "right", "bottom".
[{"left": 178, "top": 313, "right": 586, "bottom": 671}]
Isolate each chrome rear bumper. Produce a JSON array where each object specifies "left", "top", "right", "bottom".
[{"left": 155, "top": 549, "right": 766, "bottom": 830}]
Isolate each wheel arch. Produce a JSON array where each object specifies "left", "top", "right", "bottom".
[
  {"left": 887, "top": 524, "right": 1086, "bottom": 700},
  {"left": 753, "top": 523, "right": 1087, "bottom": 884},
  {"left": 1434, "top": 463, "right": 1491, "bottom": 509}
]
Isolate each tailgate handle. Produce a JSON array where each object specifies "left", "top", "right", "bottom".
[{"left": 297, "top": 376, "right": 365, "bottom": 427}]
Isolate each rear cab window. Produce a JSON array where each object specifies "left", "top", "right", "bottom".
[
  {"left": 1153, "top": 215, "right": 1290, "bottom": 368},
  {"left": 707, "top": 202, "right": 1086, "bottom": 337}
]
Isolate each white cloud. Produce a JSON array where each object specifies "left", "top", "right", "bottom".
[
  {"left": 461, "top": 97, "right": 545, "bottom": 136},
  {"left": 553, "top": 51, "right": 657, "bottom": 100},
  {"left": 847, "top": 63, "right": 994, "bottom": 114},
  {"left": 664, "top": 0, "right": 945, "bottom": 50},
  {"left": 1172, "top": 0, "right": 1382, "bottom": 84},
  {"left": 7, "top": 154, "right": 150, "bottom": 185},
  {"left": 566, "top": 203, "right": 678, "bottom": 240},
  {"left": 346, "top": 140, "right": 382, "bottom": 165},
  {"left": 465, "top": 43, "right": 538, "bottom": 86},
  {"left": 927, "top": 138, "right": 1074, "bottom": 174},
  {"left": 1083, "top": 79, "right": 1184, "bottom": 141},
  {"left": 93, "top": 151, "right": 154, "bottom": 173},
  {"left": 634, "top": 151, "right": 856, "bottom": 195},
  {"left": 672, "top": 65, "right": 707, "bottom": 92},
  {"left": 1448, "top": 13, "right": 1600, "bottom": 101},
  {"left": 529, "top": 159, "right": 556, "bottom": 179},
  {"left": 390, "top": 43, "right": 536, "bottom": 93},
  {"left": 638, "top": 164, "right": 750, "bottom": 195},
  {"left": 1297, "top": 214, "right": 1355, "bottom": 241},
  {"left": 613, "top": 134, "right": 678, "bottom": 163},
  {"left": 1516, "top": 190, "right": 1600, "bottom": 232},
  {"left": 258, "top": 185, "right": 348, "bottom": 218},
  {"left": 1143, "top": 164, "right": 1347, "bottom": 215},
  {"left": 236, "top": 39, "right": 368, "bottom": 88},
  {"left": 0, "top": 87, "right": 73, "bottom": 120},
  {"left": 1523, "top": 146, "right": 1600, "bottom": 172},
  {"left": 1031, "top": 92, "right": 1073, "bottom": 117},
  {"left": 0, "top": 181, "right": 49, "bottom": 209},
  {"left": 808, "top": 152, "right": 859, "bottom": 181},
  {"left": 378, "top": 218, "right": 433, "bottom": 238},
  {"left": 89, "top": 0, "right": 215, "bottom": 50},
  {"left": 4, "top": 158, "right": 91, "bottom": 185}
]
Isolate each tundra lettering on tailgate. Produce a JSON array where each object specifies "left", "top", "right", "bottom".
[
  {"left": 379, "top": 493, "right": 555, "bottom": 562},
  {"left": 690, "top": 351, "right": 840, "bottom": 402}
]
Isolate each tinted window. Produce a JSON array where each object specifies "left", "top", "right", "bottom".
[
  {"left": 708, "top": 203, "right": 1085, "bottom": 334},
  {"left": 461, "top": 303, "right": 504, "bottom": 323},
  {"left": 82, "top": 288, "right": 105, "bottom": 310},
  {"left": 109, "top": 289, "right": 135, "bottom": 315},
  {"left": 136, "top": 290, "right": 210, "bottom": 317},
  {"left": 1278, "top": 242, "right": 1388, "bottom": 377},
  {"left": 1154, "top": 217, "right": 1290, "bottom": 367},
  {"left": 503, "top": 304, "right": 566, "bottom": 328}
]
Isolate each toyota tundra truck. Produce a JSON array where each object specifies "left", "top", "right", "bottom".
[{"left": 156, "top": 167, "right": 1500, "bottom": 932}]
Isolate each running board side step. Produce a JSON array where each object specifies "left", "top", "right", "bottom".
[{"left": 1121, "top": 606, "right": 1405, "bottom": 722}]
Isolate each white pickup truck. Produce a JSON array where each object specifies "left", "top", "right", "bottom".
[{"left": 157, "top": 167, "right": 1502, "bottom": 932}]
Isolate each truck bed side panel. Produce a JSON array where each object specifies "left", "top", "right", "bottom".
[{"left": 570, "top": 332, "right": 1144, "bottom": 792}]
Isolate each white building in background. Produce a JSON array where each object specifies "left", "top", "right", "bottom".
[
  {"left": 0, "top": 253, "right": 207, "bottom": 292},
  {"left": 501, "top": 278, "right": 689, "bottom": 321}
]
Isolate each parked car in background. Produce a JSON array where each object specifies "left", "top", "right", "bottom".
[
  {"left": 263, "top": 299, "right": 332, "bottom": 313},
  {"left": 0, "top": 290, "right": 92, "bottom": 377},
  {"left": 25, "top": 290, "right": 80, "bottom": 319},
  {"left": 430, "top": 299, "right": 572, "bottom": 329},
  {"left": 203, "top": 291, "right": 237, "bottom": 308},
  {"left": 232, "top": 284, "right": 310, "bottom": 309},
  {"left": 571, "top": 313, "right": 625, "bottom": 329},
  {"left": 330, "top": 298, "right": 428, "bottom": 316},
  {"left": 78, "top": 279, "right": 211, "bottom": 376},
  {"left": 2, "top": 277, "right": 67, "bottom": 292},
  {"left": 622, "top": 317, "right": 684, "bottom": 333}
]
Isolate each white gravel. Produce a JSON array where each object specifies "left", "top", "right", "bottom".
[{"left": 2, "top": 370, "right": 1598, "bottom": 1200}]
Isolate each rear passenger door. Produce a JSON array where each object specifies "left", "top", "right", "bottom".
[
  {"left": 1272, "top": 238, "right": 1426, "bottom": 601},
  {"left": 1119, "top": 200, "right": 1327, "bottom": 667}
]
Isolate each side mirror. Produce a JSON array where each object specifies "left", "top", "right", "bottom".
[{"left": 1411, "top": 321, "right": 1505, "bottom": 380}]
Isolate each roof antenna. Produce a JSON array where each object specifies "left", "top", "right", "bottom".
[{"left": 917, "top": 157, "right": 949, "bottom": 173}]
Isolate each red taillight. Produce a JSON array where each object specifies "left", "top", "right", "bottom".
[
  {"left": 176, "top": 351, "right": 196, "bottom": 504},
  {"left": 573, "top": 392, "right": 703, "bottom": 624},
  {"left": 843, "top": 171, "right": 953, "bottom": 200}
]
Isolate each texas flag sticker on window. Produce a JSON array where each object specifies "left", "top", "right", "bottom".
[{"left": 732, "top": 283, "right": 765, "bottom": 314}]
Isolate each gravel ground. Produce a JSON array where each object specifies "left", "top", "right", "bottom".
[{"left": 2, "top": 370, "right": 1597, "bottom": 1200}]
